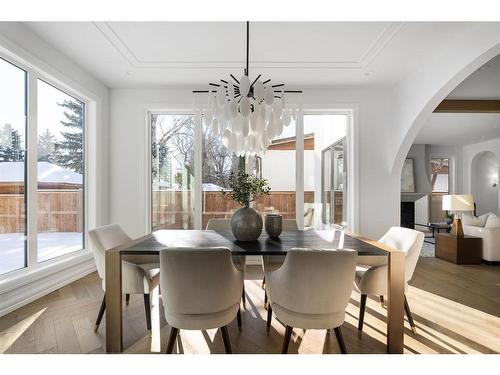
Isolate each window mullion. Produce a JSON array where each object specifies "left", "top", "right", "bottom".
[
  {"left": 296, "top": 107, "right": 304, "bottom": 230},
  {"left": 26, "top": 72, "right": 38, "bottom": 267},
  {"left": 193, "top": 109, "right": 202, "bottom": 230}
]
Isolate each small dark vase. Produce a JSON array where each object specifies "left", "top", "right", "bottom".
[
  {"left": 231, "top": 207, "right": 263, "bottom": 241},
  {"left": 265, "top": 214, "right": 283, "bottom": 238}
]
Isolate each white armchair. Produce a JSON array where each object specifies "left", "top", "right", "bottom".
[
  {"left": 88, "top": 224, "right": 160, "bottom": 334},
  {"left": 265, "top": 248, "right": 357, "bottom": 353},
  {"left": 206, "top": 218, "right": 247, "bottom": 308},
  {"left": 355, "top": 226, "right": 424, "bottom": 335},
  {"left": 160, "top": 247, "right": 244, "bottom": 354}
]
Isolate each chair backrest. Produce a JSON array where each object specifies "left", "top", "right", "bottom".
[
  {"left": 88, "top": 224, "right": 132, "bottom": 280},
  {"left": 206, "top": 218, "right": 231, "bottom": 231},
  {"left": 283, "top": 219, "right": 299, "bottom": 231},
  {"left": 160, "top": 247, "right": 243, "bottom": 315},
  {"left": 378, "top": 227, "right": 424, "bottom": 282},
  {"left": 268, "top": 249, "right": 357, "bottom": 315}
]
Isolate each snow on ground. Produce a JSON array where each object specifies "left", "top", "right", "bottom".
[{"left": 0, "top": 232, "right": 83, "bottom": 274}]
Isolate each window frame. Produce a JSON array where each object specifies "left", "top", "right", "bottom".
[
  {"left": 0, "top": 51, "right": 89, "bottom": 280},
  {"left": 147, "top": 107, "right": 359, "bottom": 233}
]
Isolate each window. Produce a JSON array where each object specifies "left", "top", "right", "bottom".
[
  {"left": 0, "top": 55, "right": 87, "bottom": 276},
  {"left": 150, "top": 111, "right": 352, "bottom": 231},
  {"left": 37, "top": 80, "right": 85, "bottom": 262},
  {"left": 431, "top": 158, "right": 449, "bottom": 193},
  {"left": 304, "top": 114, "right": 347, "bottom": 229},
  {"left": 151, "top": 114, "right": 195, "bottom": 230},
  {"left": 0, "top": 57, "right": 27, "bottom": 275}
]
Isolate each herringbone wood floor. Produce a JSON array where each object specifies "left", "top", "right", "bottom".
[{"left": 1, "top": 258, "right": 499, "bottom": 354}]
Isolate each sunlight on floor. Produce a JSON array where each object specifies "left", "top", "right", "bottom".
[{"left": 0, "top": 308, "right": 46, "bottom": 353}]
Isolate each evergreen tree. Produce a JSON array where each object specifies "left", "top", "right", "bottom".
[
  {"left": 56, "top": 99, "right": 84, "bottom": 174},
  {"left": 37, "top": 128, "right": 57, "bottom": 162},
  {"left": 0, "top": 125, "right": 24, "bottom": 162}
]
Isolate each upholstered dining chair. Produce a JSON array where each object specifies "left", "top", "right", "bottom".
[
  {"left": 355, "top": 226, "right": 424, "bottom": 335},
  {"left": 160, "top": 247, "right": 244, "bottom": 354},
  {"left": 206, "top": 218, "right": 247, "bottom": 308},
  {"left": 88, "top": 224, "right": 160, "bottom": 335},
  {"left": 261, "top": 219, "right": 299, "bottom": 305},
  {"left": 265, "top": 248, "right": 357, "bottom": 354}
]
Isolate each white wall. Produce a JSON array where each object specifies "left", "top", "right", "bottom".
[
  {"left": 261, "top": 150, "right": 315, "bottom": 191},
  {"left": 110, "top": 87, "right": 395, "bottom": 239},
  {"left": 463, "top": 139, "right": 500, "bottom": 215},
  {"left": 471, "top": 151, "right": 499, "bottom": 215}
]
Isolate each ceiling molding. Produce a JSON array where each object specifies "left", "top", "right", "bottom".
[{"left": 93, "top": 22, "right": 404, "bottom": 70}]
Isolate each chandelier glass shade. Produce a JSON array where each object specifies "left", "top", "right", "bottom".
[{"left": 194, "top": 22, "right": 302, "bottom": 157}]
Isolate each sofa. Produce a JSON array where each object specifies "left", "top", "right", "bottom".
[{"left": 462, "top": 211, "right": 500, "bottom": 262}]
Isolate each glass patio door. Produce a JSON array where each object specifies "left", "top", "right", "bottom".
[{"left": 322, "top": 137, "right": 347, "bottom": 226}]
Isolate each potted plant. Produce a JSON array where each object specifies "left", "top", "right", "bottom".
[
  {"left": 220, "top": 170, "right": 270, "bottom": 241},
  {"left": 445, "top": 210, "right": 454, "bottom": 225}
]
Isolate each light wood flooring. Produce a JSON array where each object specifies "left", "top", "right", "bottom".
[{"left": 1, "top": 257, "right": 499, "bottom": 354}]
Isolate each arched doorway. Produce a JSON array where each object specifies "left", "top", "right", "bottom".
[{"left": 471, "top": 151, "right": 499, "bottom": 215}]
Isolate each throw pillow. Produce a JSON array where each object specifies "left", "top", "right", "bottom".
[{"left": 485, "top": 214, "right": 500, "bottom": 228}]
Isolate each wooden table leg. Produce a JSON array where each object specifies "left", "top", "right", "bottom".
[
  {"left": 105, "top": 249, "right": 123, "bottom": 353},
  {"left": 387, "top": 250, "right": 405, "bottom": 353}
]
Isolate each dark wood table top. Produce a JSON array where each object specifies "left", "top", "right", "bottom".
[{"left": 121, "top": 229, "right": 388, "bottom": 257}]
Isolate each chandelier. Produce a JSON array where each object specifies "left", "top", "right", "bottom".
[{"left": 194, "top": 22, "right": 302, "bottom": 157}]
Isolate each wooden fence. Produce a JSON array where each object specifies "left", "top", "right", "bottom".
[
  {"left": 152, "top": 190, "right": 314, "bottom": 230},
  {"left": 0, "top": 190, "right": 83, "bottom": 234}
]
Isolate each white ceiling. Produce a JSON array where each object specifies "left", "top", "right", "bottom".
[
  {"left": 416, "top": 54, "right": 500, "bottom": 146},
  {"left": 415, "top": 113, "right": 500, "bottom": 145},
  {"left": 23, "top": 21, "right": 468, "bottom": 88}
]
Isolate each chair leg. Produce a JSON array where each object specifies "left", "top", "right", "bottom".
[
  {"left": 94, "top": 294, "right": 106, "bottom": 332},
  {"left": 166, "top": 327, "right": 179, "bottom": 354},
  {"left": 236, "top": 308, "right": 242, "bottom": 331},
  {"left": 261, "top": 276, "right": 266, "bottom": 289},
  {"left": 404, "top": 295, "right": 417, "bottom": 334},
  {"left": 220, "top": 325, "right": 232, "bottom": 354},
  {"left": 281, "top": 326, "right": 293, "bottom": 354},
  {"left": 358, "top": 294, "right": 367, "bottom": 334},
  {"left": 125, "top": 294, "right": 130, "bottom": 306},
  {"left": 143, "top": 294, "right": 152, "bottom": 336},
  {"left": 379, "top": 295, "right": 384, "bottom": 307},
  {"left": 333, "top": 327, "right": 347, "bottom": 354},
  {"left": 241, "top": 285, "right": 246, "bottom": 309},
  {"left": 266, "top": 303, "right": 273, "bottom": 332},
  {"left": 264, "top": 288, "right": 268, "bottom": 308}
]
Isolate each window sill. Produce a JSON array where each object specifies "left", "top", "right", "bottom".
[{"left": 0, "top": 250, "right": 96, "bottom": 317}]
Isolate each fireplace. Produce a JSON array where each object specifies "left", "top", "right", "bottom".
[{"left": 401, "top": 202, "right": 415, "bottom": 229}]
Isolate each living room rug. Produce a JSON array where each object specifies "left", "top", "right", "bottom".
[{"left": 421, "top": 239, "right": 435, "bottom": 257}]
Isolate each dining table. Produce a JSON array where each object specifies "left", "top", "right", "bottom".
[{"left": 104, "top": 229, "right": 405, "bottom": 354}]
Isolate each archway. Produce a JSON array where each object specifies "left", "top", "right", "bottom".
[{"left": 471, "top": 151, "right": 499, "bottom": 215}]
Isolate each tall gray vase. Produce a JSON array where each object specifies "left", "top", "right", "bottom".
[{"left": 231, "top": 207, "right": 263, "bottom": 241}]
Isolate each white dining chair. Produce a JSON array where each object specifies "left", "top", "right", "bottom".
[
  {"left": 160, "top": 247, "right": 244, "bottom": 354},
  {"left": 355, "top": 226, "right": 424, "bottom": 335},
  {"left": 261, "top": 219, "right": 298, "bottom": 305},
  {"left": 265, "top": 248, "right": 357, "bottom": 353},
  {"left": 206, "top": 218, "right": 247, "bottom": 308},
  {"left": 88, "top": 224, "right": 160, "bottom": 335}
]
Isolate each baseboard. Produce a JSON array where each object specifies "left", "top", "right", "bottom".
[
  {"left": 0, "top": 255, "right": 96, "bottom": 318},
  {"left": 482, "top": 259, "right": 500, "bottom": 265}
]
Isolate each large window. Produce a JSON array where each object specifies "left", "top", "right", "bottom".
[
  {"left": 0, "top": 56, "right": 86, "bottom": 276},
  {"left": 431, "top": 157, "right": 450, "bottom": 193},
  {"left": 37, "top": 80, "right": 85, "bottom": 262},
  {"left": 0, "top": 58, "right": 27, "bottom": 275},
  {"left": 150, "top": 111, "right": 351, "bottom": 231},
  {"left": 151, "top": 114, "right": 195, "bottom": 230}
]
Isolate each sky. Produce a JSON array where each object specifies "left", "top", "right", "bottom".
[{"left": 0, "top": 57, "right": 81, "bottom": 149}]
